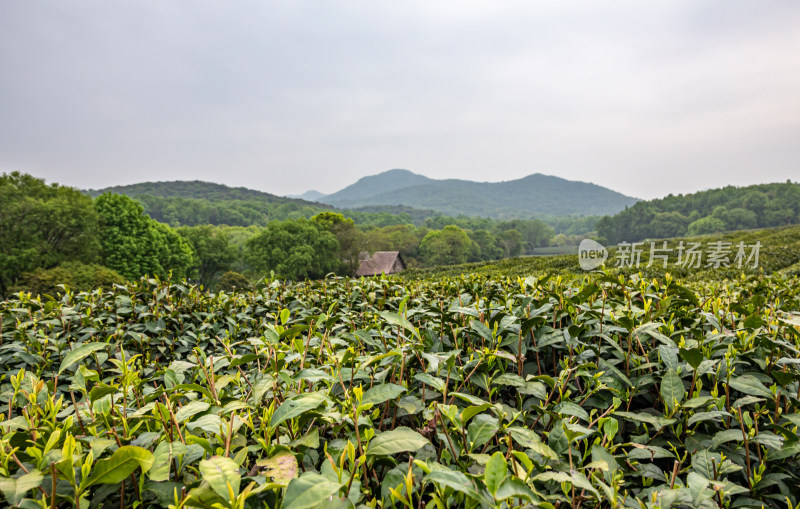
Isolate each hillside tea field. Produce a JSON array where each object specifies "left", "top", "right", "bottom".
[{"left": 2, "top": 273, "right": 800, "bottom": 508}]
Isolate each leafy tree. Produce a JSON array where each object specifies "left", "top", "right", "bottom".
[
  {"left": 177, "top": 225, "right": 237, "bottom": 287},
  {"left": 468, "top": 229, "right": 503, "bottom": 261},
  {"left": 687, "top": 216, "right": 726, "bottom": 236},
  {"left": 148, "top": 222, "right": 198, "bottom": 280},
  {"left": 95, "top": 193, "right": 195, "bottom": 280},
  {"left": 496, "top": 229, "right": 523, "bottom": 257},
  {"left": 742, "top": 190, "right": 768, "bottom": 217},
  {"left": 649, "top": 211, "right": 690, "bottom": 238},
  {"left": 419, "top": 225, "right": 476, "bottom": 266},
  {"left": 597, "top": 182, "right": 800, "bottom": 243},
  {"left": 312, "top": 212, "right": 362, "bottom": 276},
  {"left": 244, "top": 219, "right": 339, "bottom": 280},
  {"left": 552, "top": 233, "right": 569, "bottom": 247},
  {"left": 363, "top": 224, "right": 426, "bottom": 267},
  {"left": 712, "top": 207, "right": 757, "bottom": 231},
  {"left": 0, "top": 172, "right": 99, "bottom": 294},
  {"left": 495, "top": 220, "right": 554, "bottom": 253},
  {"left": 762, "top": 205, "right": 796, "bottom": 226}
]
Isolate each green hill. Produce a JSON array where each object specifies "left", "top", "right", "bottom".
[
  {"left": 87, "top": 180, "right": 319, "bottom": 205},
  {"left": 597, "top": 181, "right": 800, "bottom": 244},
  {"left": 86, "top": 179, "right": 600, "bottom": 235},
  {"left": 319, "top": 169, "right": 433, "bottom": 202},
  {"left": 319, "top": 170, "right": 638, "bottom": 218},
  {"left": 87, "top": 180, "right": 335, "bottom": 226},
  {"left": 288, "top": 190, "right": 328, "bottom": 201}
]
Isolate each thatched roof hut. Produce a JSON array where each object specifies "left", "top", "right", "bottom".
[{"left": 356, "top": 251, "right": 406, "bottom": 277}]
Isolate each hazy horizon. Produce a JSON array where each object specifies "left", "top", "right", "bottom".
[
  {"left": 79, "top": 167, "right": 800, "bottom": 203},
  {"left": 2, "top": 1, "right": 799, "bottom": 200}
]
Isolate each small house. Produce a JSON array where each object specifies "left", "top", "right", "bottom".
[{"left": 356, "top": 251, "right": 406, "bottom": 277}]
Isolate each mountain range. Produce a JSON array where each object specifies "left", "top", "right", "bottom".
[
  {"left": 310, "top": 169, "right": 638, "bottom": 218},
  {"left": 88, "top": 170, "right": 639, "bottom": 221},
  {"left": 87, "top": 180, "right": 327, "bottom": 207}
]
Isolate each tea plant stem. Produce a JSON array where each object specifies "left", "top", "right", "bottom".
[
  {"left": 753, "top": 413, "right": 763, "bottom": 464},
  {"left": 442, "top": 368, "right": 450, "bottom": 403},
  {"left": 195, "top": 352, "right": 219, "bottom": 405},
  {"left": 108, "top": 423, "right": 123, "bottom": 447},
  {"left": 224, "top": 416, "right": 234, "bottom": 457},
  {"left": 447, "top": 359, "right": 482, "bottom": 405},
  {"left": 737, "top": 407, "right": 753, "bottom": 491},
  {"left": 711, "top": 458, "right": 723, "bottom": 508},
  {"left": 69, "top": 390, "right": 86, "bottom": 436},
  {"left": 164, "top": 395, "right": 185, "bottom": 444},
  {"left": 688, "top": 369, "right": 698, "bottom": 402},
  {"left": 345, "top": 458, "right": 360, "bottom": 499},
  {"left": 530, "top": 329, "right": 542, "bottom": 376},
  {"left": 669, "top": 460, "right": 679, "bottom": 489},
  {"left": 299, "top": 320, "right": 314, "bottom": 370},
  {"left": 587, "top": 406, "right": 615, "bottom": 429},
  {"left": 154, "top": 403, "right": 174, "bottom": 442},
  {"left": 434, "top": 404, "right": 457, "bottom": 459},
  {"left": 568, "top": 440, "right": 576, "bottom": 507},
  {"left": 130, "top": 472, "right": 141, "bottom": 505},
  {"left": 50, "top": 462, "right": 57, "bottom": 509}
]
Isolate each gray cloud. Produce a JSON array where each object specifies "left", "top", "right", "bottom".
[{"left": 1, "top": 0, "right": 798, "bottom": 200}]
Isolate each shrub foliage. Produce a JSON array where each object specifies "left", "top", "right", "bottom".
[{"left": 1, "top": 270, "right": 800, "bottom": 507}]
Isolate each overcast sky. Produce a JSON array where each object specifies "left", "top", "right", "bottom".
[{"left": 1, "top": 1, "right": 798, "bottom": 200}]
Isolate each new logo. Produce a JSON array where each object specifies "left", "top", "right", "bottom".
[{"left": 579, "top": 239, "right": 608, "bottom": 270}]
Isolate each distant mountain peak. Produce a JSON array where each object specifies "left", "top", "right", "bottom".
[
  {"left": 287, "top": 189, "right": 328, "bottom": 201},
  {"left": 319, "top": 169, "right": 638, "bottom": 218},
  {"left": 319, "top": 169, "right": 433, "bottom": 204}
]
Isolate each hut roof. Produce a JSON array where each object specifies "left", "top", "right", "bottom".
[{"left": 356, "top": 251, "right": 405, "bottom": 277}]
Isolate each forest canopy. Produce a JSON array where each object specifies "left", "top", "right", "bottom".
[
  {"left": 597, "top": 181, "right": 800, "bottom": 244},
  {"left": 2, "top": 173, "right": 565, "bottom": 295}
]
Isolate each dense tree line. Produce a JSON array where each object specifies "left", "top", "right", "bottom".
[
  {"left": 597, "top": 182, "right": 800, "bottom": 244},
  {"left": 87, "top": 179, "right": 600, "bottom": 236},
  {"left": 170, "top": 218, "right": 557, "bottom": 285},
  {"left": 0, "top": 173, "right": 196, "bottom": 295},
  {"left": 2, "top": 173, "right": 566, "bottom": 295},
  {"left": 129, "top": 192, "right": 598, "bottom": 237}
]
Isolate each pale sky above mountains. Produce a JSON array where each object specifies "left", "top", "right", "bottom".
[{"left": 1, "top": 1, "right": 798, "bottom": 200}]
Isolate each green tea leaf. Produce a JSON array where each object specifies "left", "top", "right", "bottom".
[
  {"left": 379, "top": 311, "right": 419, "bottom": 340},
  {"left": 660, "top": 370, "right": 685, "bottom": 411},
  {"left": 679, "top": 347, "right": 704, "bottom": 369},
  {"left": 728, "top": 375, "right": 773, "bottom": 398},
  {"left": 270, "top": 393, "right": 326, "bottom": 428},
  {"left": 367, "top": 427, "right": 429, "bottom": 456},
  {"left": 425, "top": 469, "right": 483, "bottom": 502},
  {"left": 149, "top": 441, "right": 172, "bottom": 482},
  {"left": 484, "top": 451, "right": 507, "bottom": 497},
  {"left": 199, "top": 456, "right": 241, "bottom": 499},
  {"left": 58, "top": 342, "right": 108, "bottom": 374},
  {"left": 84, "top": 446, "right": 154, "bottom": 487},
  {"left": 255, "top": 452, "right": 298, "bottom": 486},
  {"left": 283, "top": 473, "right": 342, "bottom": 509},
  {"left": 0, "top": 470, "right": 44, "bottom": 505},
  {"left": 175, "top": 401, "right": 210, "bottom": 423},
  {"left": 362, "top": 383, "right": 407, "bottom": 407}
]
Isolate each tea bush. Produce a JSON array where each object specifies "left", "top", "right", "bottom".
[{"left": 1, "top": 270, "right": 800, "bottom": 507}]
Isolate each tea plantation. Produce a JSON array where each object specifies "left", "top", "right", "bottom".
[{"left": 2, "top": 258, "right": 800, "bottom": 506}]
